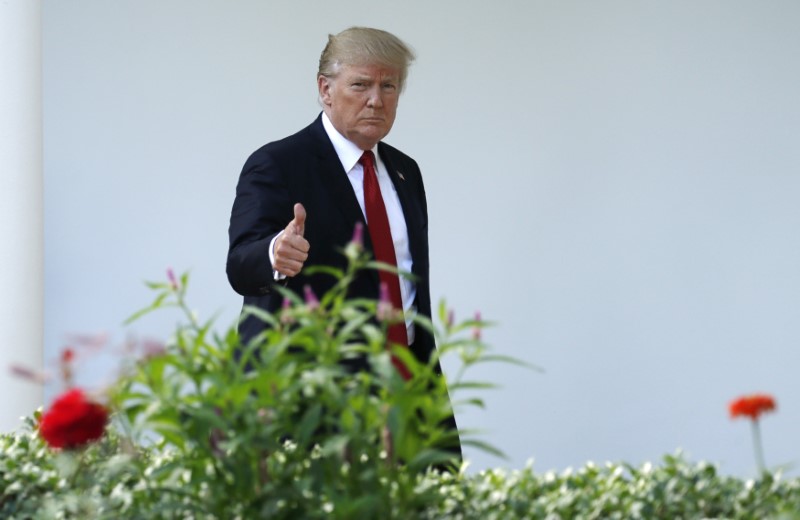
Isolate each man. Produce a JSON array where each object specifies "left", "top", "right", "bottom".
[{"left": 226, "top": 27, "right": 459, "bottom": 456}]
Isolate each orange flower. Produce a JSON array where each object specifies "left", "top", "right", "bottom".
[{"left": 729, "top": 394, "right": 776, "bottom": 421}]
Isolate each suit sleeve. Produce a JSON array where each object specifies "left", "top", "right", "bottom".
[{"left": 226, "top": 149, "right": 293, "bottom": 296}]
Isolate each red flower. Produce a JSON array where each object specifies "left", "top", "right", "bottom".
[
  {"left": 729, "top": 394, "right": 776, "bottom": 421},
  {"left": 39, "top": 388, "right": 108, "bottom": 449}
]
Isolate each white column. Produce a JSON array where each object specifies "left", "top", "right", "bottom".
[{"left": 0, "top": 0, "right": 44, "bottom": 431}]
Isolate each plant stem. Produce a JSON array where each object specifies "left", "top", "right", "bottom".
[{"left": 751, "top": 419, "right": 766, "bottom": 474}]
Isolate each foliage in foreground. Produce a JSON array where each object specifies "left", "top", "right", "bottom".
[
  {"left": 3, "top": 425, "right": 800, "bottom": 519},
  {"left": 1, "top": 240, "right": 501, "bottom": 518},
  {"left": 2, "top": 240, "right": 799, "bottom": 518}
]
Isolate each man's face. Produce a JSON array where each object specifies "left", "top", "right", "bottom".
[{"left": 318, "top": 63, "right": 401, "bottom": 150}]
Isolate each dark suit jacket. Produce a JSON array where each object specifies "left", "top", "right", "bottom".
[
  {"left": 227, "top": 115, "right": 461, "bottom": 462},
  {"left": 227, "top": 114, "right": 435, "bottom": 368}
]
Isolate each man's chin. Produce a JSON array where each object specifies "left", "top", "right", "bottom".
[
  {"left": 363, "top": 125, "right": 391, "bottom": 139},
  {"left": 352, "top": 129, "right": 390, "bottom": 149}
]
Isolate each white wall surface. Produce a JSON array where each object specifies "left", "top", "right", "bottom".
[
  {"left": 43, "top": 1, "right": 800, "bottom": 477},
  {"left": 1, "top": 0, "right": 43, "bottom": 431}
]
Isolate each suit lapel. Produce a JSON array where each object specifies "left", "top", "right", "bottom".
[
  {"left": 307, "top": 116, "right": 422, "bottom": 286},
  {"left": 378, "top": 144, "right": 424, "bottom": 277},
  {"left": 308, "top": 116, "right": 382, "bottom": 287},
  {"left": 308, "top": 117, "right": 366, "bottom": 228}
]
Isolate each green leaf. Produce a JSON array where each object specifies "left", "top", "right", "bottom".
[
  {"left": 448, "top": 381, "right": 498, "bottom": 392},
  {"left": 460, "top": 438, "right": 507, "bottom": 459},
  {"left": 123, "top": 295, "right": 177, "bottom": 325},
  {"left": 296, "top": 404, "right": 323, "bottom": 446},
  {"left": 365, "top": 260, "right": 417, "bottom": 282},
  {"left": 407, "top": 448, "right": 460, "bottom": 472},
  {"left": 240, "top": 304, "right": 279, "bottom": 328},
  {"left": 303, "top": 265, "right": 345, "bottom": 279},
  {"left": 451, "top": 397, "right": 486, "bottom": 409},
  {"left": 321, "top": 434, "right": 349, "bottom": 457},
  {"left": 473, "top": 354, "right": 544, "bottom": 372}
]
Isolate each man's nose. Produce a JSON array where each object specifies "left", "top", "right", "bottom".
[{"left": 366, "top": 87, "right": 384, "bottom": 108}]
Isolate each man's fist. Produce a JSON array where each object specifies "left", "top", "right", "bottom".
[{"left": 273, "top": 203, "right": 310, "bottom": 277}]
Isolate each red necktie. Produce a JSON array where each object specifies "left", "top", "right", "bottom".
[{"left": 360, "top": 150, "right": 411, "bottom": 380}]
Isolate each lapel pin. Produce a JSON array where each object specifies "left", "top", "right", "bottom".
[{"left": 397, "top": 171, "right": 406, "bottom": 181}]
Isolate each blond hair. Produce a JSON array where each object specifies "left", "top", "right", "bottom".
[{"left": 318, "top": 27, "right": 416, "bottom": 91}]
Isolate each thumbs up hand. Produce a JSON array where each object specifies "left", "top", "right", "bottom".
[
  {"left": 291, "top": 202, "right": 306, "bottom": 236},
  {"left": 273, "top": 203, "right": 310, "bottom": 277}
]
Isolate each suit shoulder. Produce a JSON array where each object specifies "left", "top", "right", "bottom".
[
  {"left": 379, "top": 141, "right": 420, "bottom": 172},
  {"left": 243, "top": 119, "right": 320, "bottom": 168},
  {"left": 379, "top": 141, "right": 415, "bottom": 163}
]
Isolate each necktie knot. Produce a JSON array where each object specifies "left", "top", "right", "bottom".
[{"left": 360, "top": 150, "right": 375, "bottom": 170}]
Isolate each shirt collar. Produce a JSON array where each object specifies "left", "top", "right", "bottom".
[{"left": 321, "top": 112, "right": 377, "bottom": 173}]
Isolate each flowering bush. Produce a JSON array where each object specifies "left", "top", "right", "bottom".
[
  {"left": 3, "top": 430, "right": 800, "bottom": 519},
  {"left": 3, "top": 242, "right": 800, "bottom": 517},
  {"left": 3, "top": 242, "right": 517, "bottom": 517}
]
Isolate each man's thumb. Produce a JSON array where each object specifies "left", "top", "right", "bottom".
[{"left": 292, "top": 203, "right": 306, "bottom": 236}]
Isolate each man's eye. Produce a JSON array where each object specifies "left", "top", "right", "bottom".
[{"left": 382, "top": 83, "right": 397, "bottom": 91}]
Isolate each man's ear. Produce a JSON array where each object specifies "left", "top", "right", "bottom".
[{"left": 318, "top": 75, "right": 333, "bottom": 106}]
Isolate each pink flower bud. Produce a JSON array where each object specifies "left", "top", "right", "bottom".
[
  {"left": 379, "top": 282, "right": 391, "bottom": 305},
  {"left": 472, "top": 310, "right": 482, "bottom": 341},
  {"left": 140, "top": 339, "right": 166, "bottom": 360},
  {"left": 58, "top": 347, "right": 76, "bottom": 387},
  {"left": 61, "top": 348, "right": 75, "bottom": 364},
  {"left": 167, "top": 268, "right": 179, "bottom": 290},
  {"left": 280, "top": 297, "right": 295, "bottom": 325},
  {"left": 303, "top": 285, "right": 319, "bottom": 310},
  {"left": 447, "top": 309, "right": 455, "bottom": 328},
  {"left": 9, "top": 364, "right": 51, "bottom": 384},
  {"left": 377, "top": 281, "right": 392, "bottom": 321},
  {"left": 351, "top": 222, "right": 364, "bottom": 248},
  {"left": 65, "top": 332, "right": 108, "bottom": 351}
]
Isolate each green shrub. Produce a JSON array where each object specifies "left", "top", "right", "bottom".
[
  {"left": 2, "top": 244, "right": 501, "bottom": 518},
  {"left": 5, "top": 427, "right": 800, "bottom": 519},
  {"left": 3, "top": 244, "right": 800, "bottom": 518},
  {"left": 421, "top": 454, "right": 800, "bottom": 519}
]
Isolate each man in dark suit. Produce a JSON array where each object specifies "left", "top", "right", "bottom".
[{"left": 226, "top": 27, "right": 459, "bottom": 456}]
